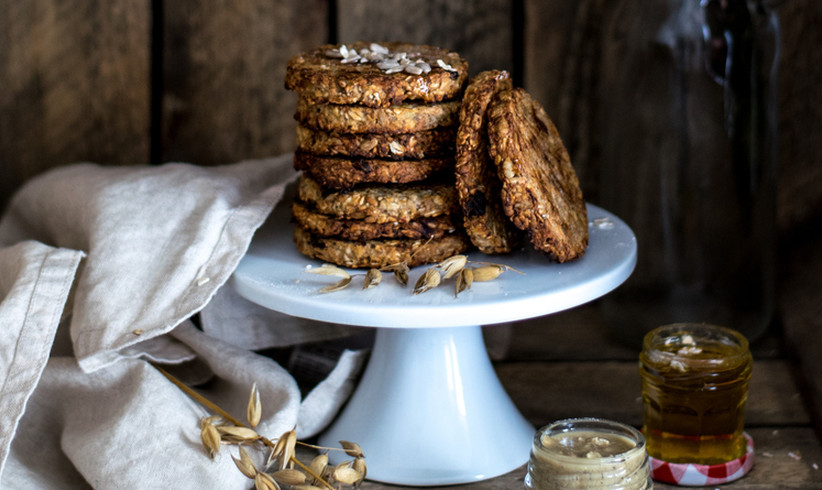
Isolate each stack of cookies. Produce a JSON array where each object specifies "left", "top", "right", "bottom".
[
  {"left": 285, "top": 41, "right": 589, "bottom": 269},
  {"left": 285, "top": 42, "right": 472, "bottom": 268}
]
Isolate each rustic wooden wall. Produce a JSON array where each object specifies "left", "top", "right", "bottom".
[
  {"left": 1, "top": 0, "right": 822, "bottom": 441},
  {"left": 161, "top": 0, "right": 328, "bottom": 165},
  {"left": 2, "top": 0, "right": 819, "bottom": 229},
  {"left": 0, "top": 0, "right": 151, "bottom": 208}
]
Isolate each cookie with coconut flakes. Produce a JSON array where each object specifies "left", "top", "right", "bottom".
[
  {"left": 486, "top": 87, "right": 588, "bottom": 262},
  {"left": 285, "top": 42, "right": 468, "bottom": 108},
  {"left": 455, "top": 70, "right": 523, "bottom": 254},
  {"left": 293, "top": 224, "right": 470, "bottom": 269}
]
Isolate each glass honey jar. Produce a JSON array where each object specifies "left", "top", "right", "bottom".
[{"left": 639, "top": 323, "right": 753, "bottom": 465}]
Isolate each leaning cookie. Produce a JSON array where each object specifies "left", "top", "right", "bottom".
[
  {"left": 294, "top": 151, "right": 454, "bottom": 189},
  {"left": 292, "top": 201, "right": 461, "bottom": 241},
  {"left": 455, "top": 70, "right": 522, "bottom": 254},
  {"left": 296, "top": 124, "right": 456, "bottom": 160},
  {"left": 293, "top": 225, "right": 470, "bottom": 269},
  {"left": 296, "top": 98, "right": 461, "bottom": 135},
  {"left": 486, "top": 88, "right": 588, "bottom": 262},
  {"left": 296, "top": 174, "right": 459, "bottom": 224},
  {"left": 285, "top": 42, "right": 468, "bottom": 108}
]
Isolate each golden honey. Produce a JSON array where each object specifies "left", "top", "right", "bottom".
[{"left": 639, "top": 323, "right": 752, "bottom": 465}]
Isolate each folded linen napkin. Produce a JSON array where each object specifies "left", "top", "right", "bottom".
[{"left": 0, "top": 156, "right": 365, "bottom": 488}]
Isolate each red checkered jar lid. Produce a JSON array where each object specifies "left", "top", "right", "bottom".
[{"left": 650, "top": 433, "right": 754, "bottom": 486}]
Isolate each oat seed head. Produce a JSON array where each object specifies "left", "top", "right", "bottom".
[
  {"left": 200, "top": 421, "right": 221, "bottom": 459},
  {"left": 333, "top": 465, "right": 364, "bottom": 485},
  {"left": 383, "top": 261, "right": 410, "bottom": 286},
  {"left": 308, "top": 264, "right": 350, "bottom": 279},
  {"left": 455, "top": 268, "right": 474, "bottom": 297},
  {"left": 247, "top": 382, "right": 262, "bottom": 429},
  {"left": 218, "top": 425, "right": 261, "bottom": 442},
  {"left": 255, "top": 472, "right": 281, "bottom": 490},
  {"left": 339, "top": 441, "right": 365, "bottom": 458},
  {"left": 272, "top": 429, "right": 298, "bottom": 470},
  {"left": 363, "top": 269, "right": 382, "bottom": 289},
  {"left": 201, "top": 414, "right": 225, "bottom": 427},
  {"left": 413, "top": 267, "right": 441, "bottom": 294},
  {"left": 319, "top": 276, "right": 353, "bottom": 293},
  {"left": 308, "top": 453, "right": 329, "bottom": 482},
  {"left": 272, "top": 468, "right": 307, "bottom": 485},
  {"left": 438, "top": 254, "right": 467, "bottom": 279},
  {"left": 470, "top": 265, "right": 505, "bottom": 282},
  {"left": 353, "top": 457, "right": 367, "bottom": 479},
  {"left": 233, "top": 446, "right": 258, "bottom": 479}
]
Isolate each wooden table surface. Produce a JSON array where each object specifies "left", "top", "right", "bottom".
[{"left": 352, "top": 301, "right": 822, "bottom": 489}]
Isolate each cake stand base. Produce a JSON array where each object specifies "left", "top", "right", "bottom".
[{"left": 318, "top": 325, "right": 534, "bottom": 486}]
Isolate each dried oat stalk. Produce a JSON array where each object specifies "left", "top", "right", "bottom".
[{"left": 152, "top": 364, "right": 366, "bottom": 490}]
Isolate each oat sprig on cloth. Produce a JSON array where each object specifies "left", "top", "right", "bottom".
[{"left": 154, "top": 364, "right": 366, "bottom": 489}]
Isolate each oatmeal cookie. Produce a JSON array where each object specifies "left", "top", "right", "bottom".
[
  {"left": 296, "top": 97, "right": 460, "bottom": 134},
  {"left": 292, "top": 201, "right": 460, "bottom": 241},
  {"left": 455, "top": 70, "right": 522, "bottom": 254},
  {"left": 486, "top": 88, "right": 588, "bottom": 262},
  {"left": 285, "top": 42, "right": 468, "bottom": 108},
  {"left": 294, "top": 225, "right": 470, "bottom": 269},
  {"left": 296, "top": 124, "right": 456, "bottom": 160},
  {"left": 294, "top": 151, "right": 454, "bottom": 189},
  {"left": 296, "top": 174, "right": 459, "bottom": 223}
]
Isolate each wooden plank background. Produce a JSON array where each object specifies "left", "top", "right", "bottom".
[{"left": 3, "top": 0, "right": 820, "bottom": 233}]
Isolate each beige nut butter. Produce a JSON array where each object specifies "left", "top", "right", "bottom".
[{"left": 525, "top": 418, "right": 652, "bottom": 489}]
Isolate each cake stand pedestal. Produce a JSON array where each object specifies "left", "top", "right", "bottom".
[{"left": 231, "top": 197, "right": 636, "bottom": 486}]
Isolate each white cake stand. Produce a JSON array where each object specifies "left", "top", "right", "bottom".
[{"left": 230, "top": 196, "right": 636, "bottom": 486}]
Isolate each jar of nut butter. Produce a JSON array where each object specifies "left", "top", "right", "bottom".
[{"left": 524, "top": 418, "right": 652, "bottom": 489}]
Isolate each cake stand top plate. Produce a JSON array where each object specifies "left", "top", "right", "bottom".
[{"left": 231, "top": 194, "right": 636, "bottom": 329}]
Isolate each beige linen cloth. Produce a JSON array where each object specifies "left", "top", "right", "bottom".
[{"left": 0, "top": 155, "right": 364, "bottom": 489}]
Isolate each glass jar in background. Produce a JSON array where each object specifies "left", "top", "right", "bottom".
[
  {"left": 524, "top": 418, "right": 652, "bottom": 489},
  {"left": 639, "top": 323, "right": 753, "bottom": 465},
  {"left": 600, "top": 0, "right": 780, "bottom": 346}
]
